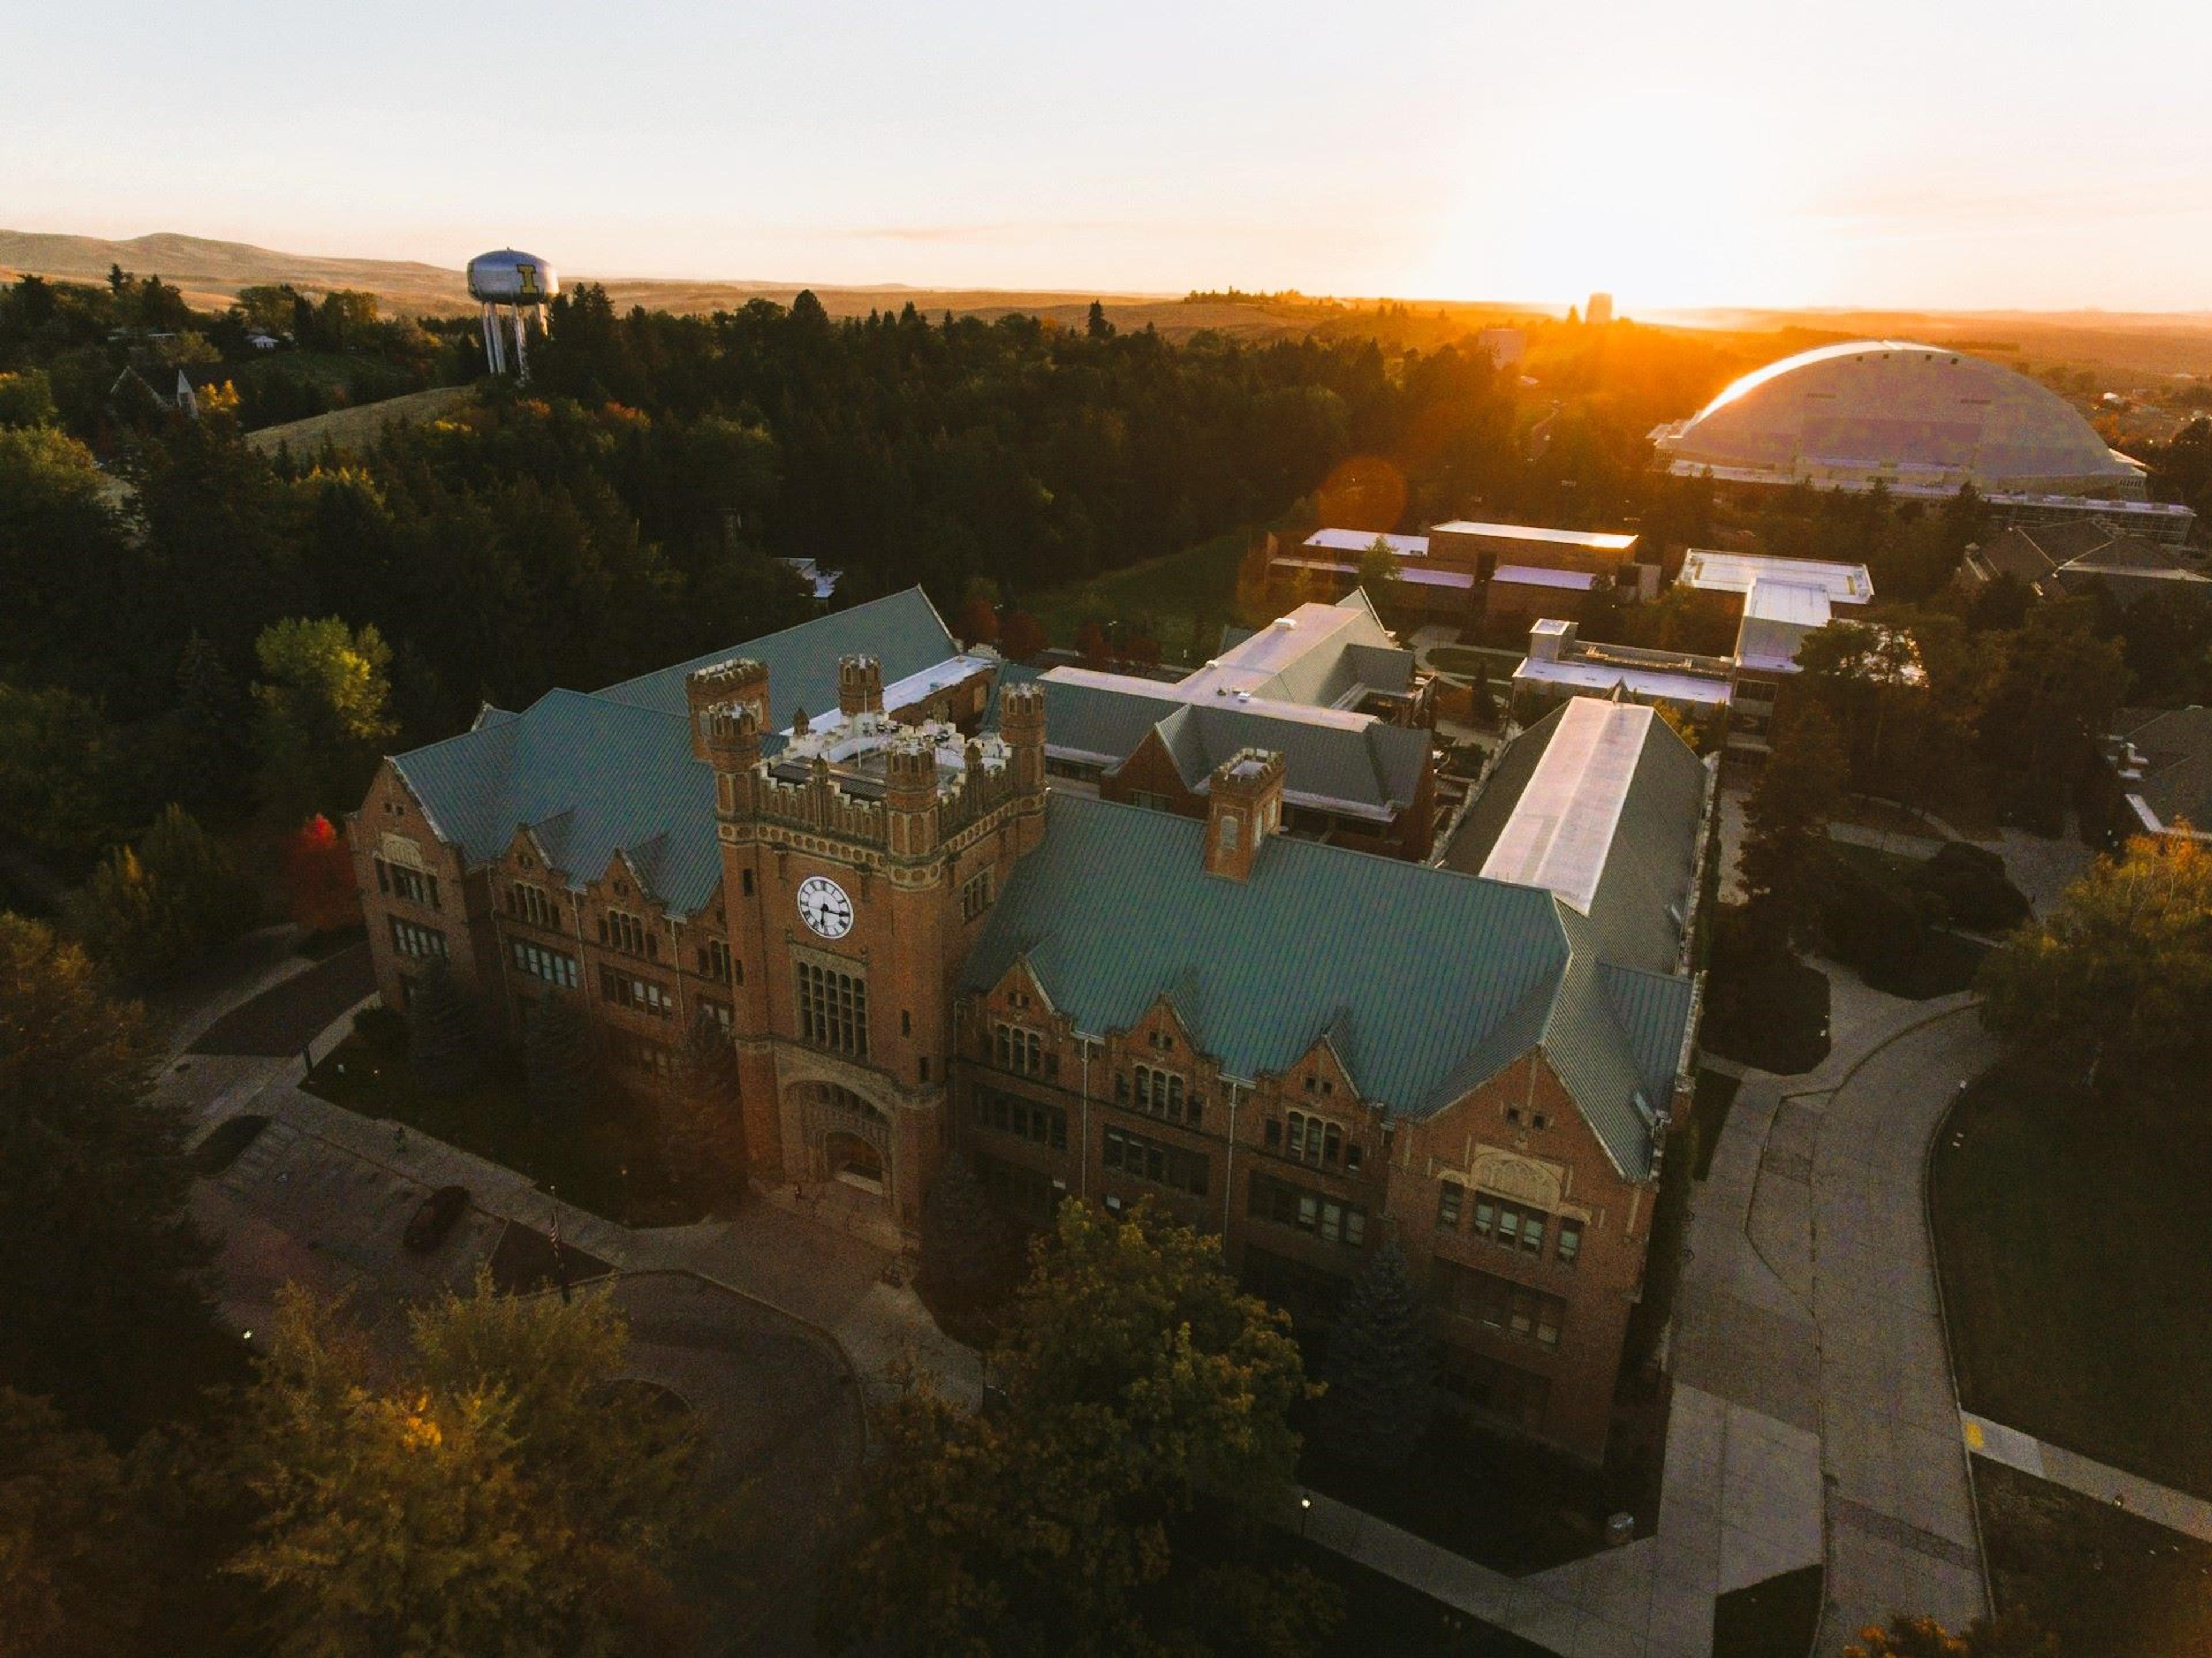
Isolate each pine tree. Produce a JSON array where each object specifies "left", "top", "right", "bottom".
[
  {"left": 661, "top": 1011, "right": 744, "bottom": 1205},
  {"left": 407, "top": 957, "right": 480, "bottom": 1093},
  {"left": 522, "top": 993, "right": 592, "bottom": 1130},
  {"left": 1323, "top": 1239, "right": 1435, "bottom": 1469},
  {"left": 920, "top": 1150, "right": 1015, "bottom": 1315}
]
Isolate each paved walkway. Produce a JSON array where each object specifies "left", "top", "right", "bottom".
[{"left": 1963, "top": 1413, "right": 2212, "bottom": 1545}]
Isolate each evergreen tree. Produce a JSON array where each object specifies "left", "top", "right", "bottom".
[
  {"left": 919, "top": 1150, "right": 1014, "bottom": 1315},
  {"left": 407, "top": 957, "right": 480, "bottom": 1094},
  {"left": 660, "top": 1010, "right": 743, "bottom": 1205},
  {"left": 0, "top": 1386, "right": 162, "bottom": 1657},
  {"left": 64, "top": 806, "right": 261, "bottom": 981},
  {"left": 0, "top": 916, "right": 232, "bottom": 1440},
  {"left": 1740, "top": 702, "right": 1846, "bottom": 955},
  {"left": 522, "top": 993, "right": 592, "bottom": 1131},
  {"left": 1322, "top": 1239, "right": 1435, "bottom": 1469}
]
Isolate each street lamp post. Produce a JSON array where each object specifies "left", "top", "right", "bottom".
[{"left": 1298, "top": 1494, "right": 1312, "bottom": 1538}]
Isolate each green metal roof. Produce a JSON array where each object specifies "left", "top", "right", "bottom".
[
  {"left": 1152, "top": 703, "right": 1427, "bottom": 816},
  {"left": 394, "top": 690, "right": 722, "bottom": 915},
  {"left": 594, "top": 588, "right": 958, "bottom": 725},
  {"left": 388, "top": 590, "right": 962, "bottom": 918},
  {"left": 962, "top": 793, "right": 1687, "bottom": 1178}
]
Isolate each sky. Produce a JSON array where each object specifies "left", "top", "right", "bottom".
[{"left": 12, "top": 0, "right": 2212, "bottom": 313}]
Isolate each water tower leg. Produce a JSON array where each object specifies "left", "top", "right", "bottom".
[
  {"left": 512, "top": 305, "right": 531, "bottom": 384},
  {"left": 479, "top": 302, "right": 498, "bottom": 374}
]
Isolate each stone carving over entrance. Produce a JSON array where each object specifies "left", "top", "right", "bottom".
[
  {"left": 1468, "top": 1148, "right": 1565, "bottom": 1211},
  {"left": 791, "top": 1081, "right": 894, "bottom": 1202}
]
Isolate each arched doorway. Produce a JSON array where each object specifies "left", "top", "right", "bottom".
[
  {"left": 790, "top": 1081, "right": 895, "bottom": 1209},
  {"left": 824, "top": 1130, "right": 885, "bottom": 1194}
]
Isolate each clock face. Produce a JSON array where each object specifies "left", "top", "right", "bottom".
[{"left": 796, "top": 875, "right": 855, "bottom": 940}]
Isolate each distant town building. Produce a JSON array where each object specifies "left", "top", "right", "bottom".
[
  {"left": 1476, "top": 327, "right": 1525, "bottom": 369},
  {"left": 350, "top": 585, "right": 1713, "bottom": 1462},
  {"left": 1585, "top": 292, "right": 1613, "bottom": 327},
  {"left": 1280, "top": 520, "right": 1645, "bottom": 624}
]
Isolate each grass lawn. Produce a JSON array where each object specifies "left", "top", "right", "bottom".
[
  {"left": 303, "top": 1023, "right": 696, "bottom": 1228},
  {"left": 1023, "top": 523, "right": 1257, "bottom": 660},
  {"left": 1711, "top": 1564, "right": 1822, "bottom": 1658},
  {"left": 1931, "top": 1058, "right": 2212, "bottom": 1500},
  {"left": 1975, "top": 1458, "right": 2212, "bottom": 1656},
  {"left": 1301, "top": 1409, "right": 1657, "bottom": 1577}
]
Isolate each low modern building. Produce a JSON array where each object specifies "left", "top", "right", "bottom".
[
  {"left": 1281, "top": 520, "right": 1647, "bottom": 623},
  {"left": 351, "top": 586, "right": 1713, "bottom": 1463},
  {"left": 2102, "top": 707, "right": 2212, "bottom": 843},
  {"left": 1956, "top": 523, "right": 2212, "bottom": 612},
  {"left": 1511, "top": 620, "right": 1733, "bottom": 723},
  {"left": 1037, "top": 592, "right": 1438, "bottom": 859}
]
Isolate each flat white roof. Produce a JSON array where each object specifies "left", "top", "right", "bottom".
[
  {"left": 1268, "top": 555, "right": 1476, "bottom": 590},
  {"left": 1679, "top": 549, "right": 1873, "bottom": 603},
  {"left": 1479, "top": 699, "right": 1654, "bottom": 914},
  {"left": 1303, "top": 528, "right": 1431, "bottom": 557},
  {"left": 1430, "top": 520, "right": 1639, "bottom": 552},
  {"left": 1493, "top": 564, "right": 1599, "bottom": 590},
  {"left": 1741, "top": 579, "right": 1833, "bottom": 628},
  {"left": 1040, "top": 665, "right": 1374, "bottom": 732},
  {"left": 1514, "top": 656, "right": 1733, "bottom": 707},
  {"left": 797, "top": 654, "right": 994, "bottom": 737}
]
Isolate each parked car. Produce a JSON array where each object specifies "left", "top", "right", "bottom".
[{"left": 404, "top": 1184, "right": 471, "bottom": 1252}]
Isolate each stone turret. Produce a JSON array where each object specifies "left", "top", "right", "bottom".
[
  {"left": 999, "top": 681, "right": 1046, "bottom": 796},
  {"left": 704, "top": 701, "right": 764, "bottom": 819},
  {"left": 686, "top": 658, "right": 769, "bottom": 762},
  {"left": 883, "top": 732, "right": 941, "bottom": 861},
  {"left": 839, "top": 654, "right": 884, "bottom": 719},
  {"left": 1203, "top": 748, "right": 1285, "bottom": 882}
]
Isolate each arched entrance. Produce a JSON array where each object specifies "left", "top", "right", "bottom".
[{"left": 790, "top": 1081, "right": 895, "bottom": 1208}]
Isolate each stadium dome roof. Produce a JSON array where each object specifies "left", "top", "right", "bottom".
[{"left": 1651, "top": 340, "right": 2146, "bottom": 499}]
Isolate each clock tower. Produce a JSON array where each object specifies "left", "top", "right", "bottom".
[{"left": 694, "top": 654, "right": 1047, "bottom": 1237}]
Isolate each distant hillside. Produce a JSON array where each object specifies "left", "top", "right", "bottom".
[{"left": 0, "top": 229, "right": 1313, "bottom": 339}]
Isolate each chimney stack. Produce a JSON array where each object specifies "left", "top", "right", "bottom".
[{"left": 1203, "top": 748, "right": 1285, "bottom": 882}]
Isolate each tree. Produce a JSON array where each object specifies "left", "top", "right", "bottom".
[
  {"left": 1321, "top": 1239, "right": 1434, "bottom": 1469},
  {"left": 0, "top": 915, "right": 232, "bottom": 1439},
  {"left": 521, "top": 991, "right": 592, "bottom": 1133},
  {"left": 918, "top": 1150, "right": 1015, "bottom": 1322},
  {"left": 659, "top": 1010, "right": 743, "bottom": 1206},
  {"left": 1976, "top": 601, "right": 2129, "bottom": 830},
  {"left": 0, "top": 1387, "right": 164, "bottom": 1658},
  {"left": 999, "top": 610, "right": 1048, "bottom": 662},
  {"left": 1075, "top": 618, "right": 1109, "bottom": 668},
  {"left": 831, "top": 1199, "right": 1335, "bottom": 1658},
  {"left": 1740, "top": 702, "right": 1846, "bottom": 954},
  {"left": 1085, "top": 300, "right": 1115, "bottom": 340},
  {"left": 408, "top": 957, "right": 481, "bottom": 1093},
  {"left": 1841, "top": 1612, "right": 2055, "bottom": 1657},
  {"left": 955, "top": 595, "right": 1000, "bottom": 649},
  {"left": 228, "top": 1273, "right": 707, "bottom": 1658},
  {"left": 64, "top": 806, "right": 262, "bottom": 981},
  {"left": 1357, "top": 537, "right": 1403, "bottom": 618},
  {"left": 250, "top": 616, "right": 396, "bottom": 826},
  {"left": 282, "top": 814, "right": 358, "bottom": 934},
  {"left": 1979, "top": 832, "right": 2212, "bottom": 1089}
]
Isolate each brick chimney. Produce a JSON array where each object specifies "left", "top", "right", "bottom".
[
  {"left": 839, "top": 654, "right": 884, "bottom": 719},
  {"left": 685, "top": 658, "right": 769, "bottom": 762},
  {"left": 1203, "top": 748, "right": 1285, "bottom": 881}
]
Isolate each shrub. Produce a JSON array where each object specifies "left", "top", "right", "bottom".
[
  {"left": 63, "top": 805, "right": 262, "bottom": 980},
  {"left": 1914, "top": 841, "right": 2031, "bottom": 934}
]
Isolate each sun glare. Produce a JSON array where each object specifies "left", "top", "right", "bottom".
[{"left": 1417, "top": 90, "right": 1822, "bottom": 312}]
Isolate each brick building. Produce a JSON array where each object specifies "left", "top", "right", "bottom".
[{"left": 351, "top": 590, "right": 1711, "bottom": 1461}]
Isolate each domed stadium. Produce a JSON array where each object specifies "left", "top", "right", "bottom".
[{"left": 1651, "top": 340, "right": 2148, "bottom": 499}]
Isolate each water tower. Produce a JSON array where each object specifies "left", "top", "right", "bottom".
[{"left": 467, "top": 249, "right": 559, "bottom": 381}]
